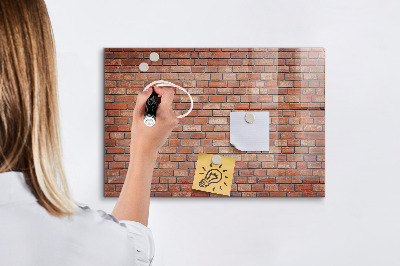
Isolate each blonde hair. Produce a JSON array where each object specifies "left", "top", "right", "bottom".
[{"left": 0, "top": 0, "right": 77, "bottom": 217}]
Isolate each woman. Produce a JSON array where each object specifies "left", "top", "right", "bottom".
[{"left": 0, "top": 0, "right": 178, "bottom": 265}]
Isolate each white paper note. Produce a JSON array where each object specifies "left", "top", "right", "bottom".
[{"left": 229, "top": 111, "right": 269, "bottom": 151}]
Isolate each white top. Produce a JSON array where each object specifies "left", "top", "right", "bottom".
[{"left": 0, "top": 171, "right": 155, "bottom": 266}]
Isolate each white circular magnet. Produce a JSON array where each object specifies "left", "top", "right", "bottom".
[
  {"left": 244, "top": 113, "right": 255, "bottom": 124},
  {"left": 149, "top": 52, "right": 160, "bottom": 62},
  {"left": 139, "top": 62, "right": 149, "bottom": 72},
  {"left": 212, "top": 155, "right": 222, "bottom": 165}
]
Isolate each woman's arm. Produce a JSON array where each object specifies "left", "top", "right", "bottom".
[{"left": 112, "top": 86, "right": 178, "bottom": 226}]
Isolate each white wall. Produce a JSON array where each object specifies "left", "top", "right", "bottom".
[{"left": 46, "top": 0, "right": 400, "bottom": 265}]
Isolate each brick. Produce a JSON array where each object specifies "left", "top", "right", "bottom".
[
  {"left": 209, "top": 96, "right": 226, "bottom": 102},
  {"left": 177, "top": 147, "right": 192, "bottom": 153},
  {"left": 209, "top": 81, "right": 227, "bottom": 87},
  {"left": 159, "top": 162, "right": 178, "bottom": 169},
  {"left": 208, "top": 117, "right": 227, "bottom": 124},
  {"left": 312, "top": 184, "right": 325, "bottom": 191},
  {"left": 191, "top": 132, "right": 205, "bottom": 138},
  {"left": 206, "top": 132, "right": 225, "bottom": 139},
  {"left": 279, "top": 184, "right": 294, "bottom": 191},
  {"left": 182, "top": 125, "right": 201, "bottom": 131},
  {"left": 105, "top": 59, "right": 121, "bottom": 66},
  {"left": 153, "top": 169, "right": 173, "bottom": 177},
  {"left": 160, "top": 177, "right": 177, "bottom": 183},
  {"left": 276, "top": 177, "right": 291, "bottom": 183},
  {"left": 192, "top": 192, "right": 210, "bottom": 197},
  {"left": 204, "top": 147, "right": 218, "bottom": 153},
  {"left": 105, "top": 103, "right": 127, "bottom": 110},
  {"left": 170, "top": 155, "right": 186, "bottom": 161},
  {"left": 170, "top": 52, "right": 191, "bottom": 58},
  {"left": 252, "top": 184, "right": 264, "bottom": 191},
  {"left": 270, "top": 192, "right": 287, "bottom": 197},
  {"left": 151, "top": 184, "right": 168, "bottom": 191},
  {"left": 238, "top": 184, "right": 252, "bottom": 191},
  {"left": 267, "top": 169, "right": 285, "bottom": 176},
  {"left": 213, "top": 52, "right": 231, "bottom": 58},
  {"left": 105, "top": 73, "right": 123, "bottom": 80},
  {"left": 208, "top": 59, "right": 228, "bottom": 66},
  {"left": 265, "top": 184, "right": 279, "bottom": 191},
  {"left": 295, "top": 184, "right": 312, "bottom": 191},
  {"left": 278, "top": 81, "right": 293, "bottom": 87},
  {"left": 109, "top": 162, "right": 124, "bottom": 169}
]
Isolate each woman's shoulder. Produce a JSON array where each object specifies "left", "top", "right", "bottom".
[
  {"left": 73, "top": 203, "right": 120, "bottom": 225},
  {"left": 73, "top": 203, "right": 151, "bottom": 234},
  {"left": 0, "top": 201, "right": 154, "bottom": 265},
  {"left": 72, "top": 203, "right": 155, "bottom": 265}
]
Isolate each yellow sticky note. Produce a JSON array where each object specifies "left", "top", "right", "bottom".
[{"left": 192, "top": 153, "right": 236, "bottom": 196}]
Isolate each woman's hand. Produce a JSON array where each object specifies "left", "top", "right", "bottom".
[
  {"left": 130, "top": 86, "right": 179, "bottom": 156},
  {"left": 113, "top": 86, "right": 178, "bottom": 225}
]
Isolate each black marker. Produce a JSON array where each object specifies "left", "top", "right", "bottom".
[{"left": 144, "top": 88, "right": 159, "bottom": 127}]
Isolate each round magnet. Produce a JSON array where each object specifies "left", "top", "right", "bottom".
[
  {"left": 139, "top": 62, "right": 149, "bottom": 72},
  {"left": 212, "top": 155, "right": 222, "bottom": 165},
  {"left": 244, "top": 113, "right": 255, "bottom": 124},
  {"left": 149, "top": 52, "right": 159, "bottom": 62}
]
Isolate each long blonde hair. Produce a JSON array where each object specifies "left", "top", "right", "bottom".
[{"left": 0, "top": 0, "right": 77, "bottom": 217}]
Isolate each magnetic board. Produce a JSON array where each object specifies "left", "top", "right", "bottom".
[{"left": 104, "top": 48, "right": 325, "bottom": 197}]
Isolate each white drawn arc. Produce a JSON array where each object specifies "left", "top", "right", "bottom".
[{"left": 143, "top": 80, "right": 194, "bottom": 119}]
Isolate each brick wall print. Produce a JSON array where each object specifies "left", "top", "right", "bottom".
[{"left": 104, "top": 48, "right": 325, "bottom": 197}]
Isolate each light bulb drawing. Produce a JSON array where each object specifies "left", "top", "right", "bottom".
[
  {"left": 198, "top": 162, "right": 229, "bottom": 192},
  {"left": 192, "top": 153, "right": 236, "bottom": 196}
]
